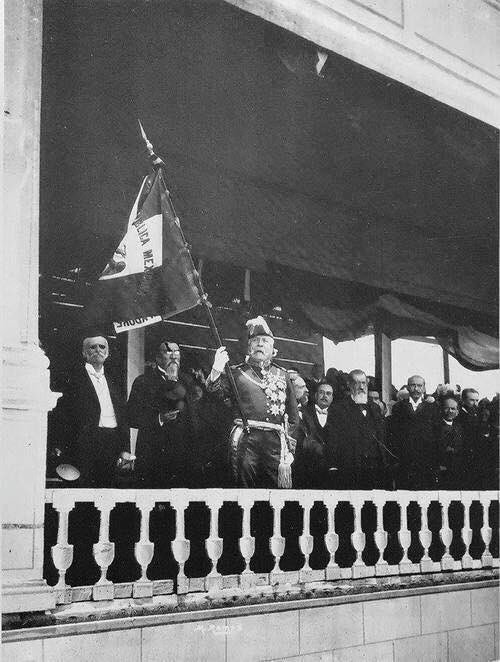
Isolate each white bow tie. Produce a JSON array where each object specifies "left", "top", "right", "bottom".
[
  {"left": 88, "top": 367, "right": 104, "bottom": 381},
  {"left": 316, "top": 406, "right": 328, "bottom": 415}
]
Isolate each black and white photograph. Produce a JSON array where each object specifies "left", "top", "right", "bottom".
[{"left": 2, "top": 1, "right": 499, "bottom": 660}]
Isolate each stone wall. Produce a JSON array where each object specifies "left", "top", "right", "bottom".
[{"left": 4, "top": 583, "right": 498, "bottom": 662}]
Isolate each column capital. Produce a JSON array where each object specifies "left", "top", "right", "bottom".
[{"left": 2, "top": 343, "right": 59, "bottom": 411}]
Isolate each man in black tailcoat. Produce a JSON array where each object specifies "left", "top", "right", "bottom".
[
  {"left": 128, "top": 340, "right": 195, "bottom": 487},
  {"left": 387, "top": 374, "right": 438, "bottom": 489},
  {"left": 294, "top": 380, "right": 334, "bottom": 488},
  {"left": 435, "top": 396, "right": 466, "bottom": 489},
  {"left": 325, "top": 370, "right": 390, "bottom": 489},
  {"left": 50, "top": 332, "right": 131, "bottom": 487},
  {"left": 457, "top": 388, "right": 485, "bottom": 487}
]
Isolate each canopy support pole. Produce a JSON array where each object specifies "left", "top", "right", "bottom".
[
  {"left": 442, "top": 348, "right": 450, "bottom": 384},
  {"left": 374, "top": 330, "right": 392, "bottom": 406}
]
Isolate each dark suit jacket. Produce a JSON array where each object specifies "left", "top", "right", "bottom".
[
  {"left": 387, "top": 399, "right": 438, "bottom": 488},
  {"left": 127, "top": 366, "right": 195, "bottom": 486},
  {"left": 435, "top": 419, "right": 466, "bottom": 489},
  {"left": 294, "top": 404, "right": 330, "bottom": 488},
  {"left": 325, "top": 398, "right": 389, "bottom": 489},
  {"left": 50, "top": 364, "right": 129, "bottom": 476}
]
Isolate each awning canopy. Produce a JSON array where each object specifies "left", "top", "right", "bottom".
[{"left": 39, "top": 0, "right": 498, "bottom": 368}]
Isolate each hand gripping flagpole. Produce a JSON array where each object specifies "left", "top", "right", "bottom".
[{"left": 138, "top": 120, "right": 250, "bottom": 433}]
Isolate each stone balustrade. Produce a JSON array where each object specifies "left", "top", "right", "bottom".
[{"left": 44, "top": 489, "right": 499, "bottom": 606}]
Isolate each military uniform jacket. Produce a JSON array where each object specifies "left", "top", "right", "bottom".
[{"left": 206, "top": 362, "right": 299, "bottom": 440}]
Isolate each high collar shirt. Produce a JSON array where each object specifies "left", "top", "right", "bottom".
[
  {"left": 85, "top": 363, "right": 117, "bottom": 428},
  {"left": 409, "top": 396, "right": 423, "bottom": 411},
  {"left": 315, "top": 404, "right": 328, "bottom": 427}
]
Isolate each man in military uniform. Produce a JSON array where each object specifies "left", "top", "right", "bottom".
[{"left": 206, "top": 316, "right": 299, "bottom": 488}]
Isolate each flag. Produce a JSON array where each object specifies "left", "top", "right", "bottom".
[{"left": 90, "top": 167, "right": 202, "bottom": 333}]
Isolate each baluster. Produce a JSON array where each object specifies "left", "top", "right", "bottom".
[
  {"left": 171, "top": 493, "right": 190, "bottom": 594},
  {"left": 205, "top": 494, "right": 223, "bottom": 592},
  {"left": 374, "top": 493, "right": 389, "bottom": 576},
  {"left": 418, "top": 493, "right": 434, "bottom": 573},
  {"left": 480, "top": 493, "right": 493, "bottom": 567},
  {"left": 324, "top": 496, "right": 340, "bottom": 580},
  {"left": 92, "top": 495, "right": 116, "bottom": 600},
  {"left": 460, "top": 493, "right": 474, "bottom": 570},
  {"left": 439, "top": 493, "right": 454, "bottom": 570},
  {"left": 269, "top": 493, "right": 286, "bottom": 584},
  {"left": 299, "top": 494, "right": 315, "bottom": 582},
  {"left": 51, "top": 493, "right": 76, "bottom": 604},
  {"left": 398, "top": 493, "right": 412, "bottom": 574},
  {"left": 238, "top": 493, "right": 256, "bottom": 589},
  {"left": 133, "top": 494, "right": 155, "bottom": 598},
  {"left": 351, "top": 495, "right": 367, "bottom": 578}
]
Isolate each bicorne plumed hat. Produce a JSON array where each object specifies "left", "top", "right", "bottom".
[{"left": 246, "top": 315, "right": 274, "bottom": 340}]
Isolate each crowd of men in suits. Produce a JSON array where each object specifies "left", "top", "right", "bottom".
[
  {"left": 291, "top": 369, "right": 498, "bottom": 491},
  {"left": 47, "top": 326, "right": 498, "bottom": 492}
]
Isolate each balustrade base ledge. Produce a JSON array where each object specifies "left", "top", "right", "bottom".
[{"left": 2, "top": 568, "right": 498, "bottom": 642}]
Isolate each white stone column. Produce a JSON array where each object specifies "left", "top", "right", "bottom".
[{"left": 2, "top": 0, "right": 58, "bottom": 612}]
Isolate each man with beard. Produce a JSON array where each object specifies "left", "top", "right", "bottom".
[
  {"left": 49, "top": 333, "right": 131, "bottom": 487},
  {"left": 387, "top": 374, "right": 438, "bottom": 489},
  {"left": 128, "top": 340, "right": 195, "bottom": 487},
  {"left": 294, "top": 381, "right": 334, "bottom": 488},
  {"left": 206, "top": 316, "right": 299, "bottom": 488},
  {"left": 325, "top": 370, "right": 390, "bottom": 489}
]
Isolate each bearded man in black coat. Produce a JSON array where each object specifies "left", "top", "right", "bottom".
[
  {"left": 128, "top": 340, "right": 196, "bottom": 487},
  {"left": 325, "top": 370, "right": 391, "bottom": 490}
]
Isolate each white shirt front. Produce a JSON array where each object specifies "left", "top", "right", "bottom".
[
  {"left": 85, "top": 363, "right": 118, "bottom": 428},
  {"left": 315, "top": 405, "right": 328, "bottom": 427},
  {"left": 409, "top": 396, "right": 423, "bottom": 411}
]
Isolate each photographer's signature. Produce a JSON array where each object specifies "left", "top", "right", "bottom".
[{"left": 194, "top": 622, "right": 243, "bottom": 636}]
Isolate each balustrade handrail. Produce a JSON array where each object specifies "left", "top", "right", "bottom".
[{"left": 44, "top": 488, "right": 499, "bottom": 607}]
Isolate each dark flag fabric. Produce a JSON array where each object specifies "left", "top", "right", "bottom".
[{"left": 91, "top": 168, "right": 202, "bottom": 333}]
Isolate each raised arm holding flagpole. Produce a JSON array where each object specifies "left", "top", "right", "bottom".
[{"left": 90, "top": 121, "right": 250, "bottom": 433}]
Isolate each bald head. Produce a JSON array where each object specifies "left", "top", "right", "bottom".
[
  {"left": 82, "top": 335, "right": 108, "bottom": 369},
  {"left": 348, "top": 370, "right": 367, "bottom": 387},
  {"left": 292, "top": 375, "right": 309, "bottom": 406}
]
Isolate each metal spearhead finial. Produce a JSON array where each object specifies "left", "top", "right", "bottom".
[{"left": 138, "top": 119, "right": 165, "bottom": 168}]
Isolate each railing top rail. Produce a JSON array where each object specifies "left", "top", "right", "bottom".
[{"left": 44, "top": 488, "right": 499, "bottom": 505}]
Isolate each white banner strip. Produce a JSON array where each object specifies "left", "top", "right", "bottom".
[{"left": 113, "top": 315, "right": 163, "bottom": 333}]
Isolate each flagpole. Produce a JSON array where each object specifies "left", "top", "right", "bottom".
[{"left": 138, "top": 120, "right": 250, "bottom": 432}]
